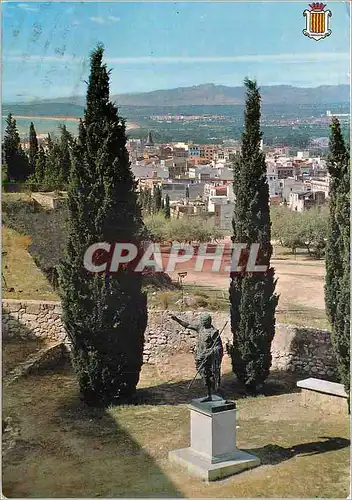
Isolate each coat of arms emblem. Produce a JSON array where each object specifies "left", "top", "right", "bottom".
[{"left": 303, "top": 3, "right": 332, "bottom": 41}]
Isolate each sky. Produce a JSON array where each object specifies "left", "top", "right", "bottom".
[{"left": 2, "top": 1, "right": 351, "bottom": 102}]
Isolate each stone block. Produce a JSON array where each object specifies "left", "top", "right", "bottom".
[
  {"left": 25, "top": 303, "right": 42, "bottom": 314},
  {"left": 3, "top": 302, "right": 21, "bottom": 312},
  {"left": 169, "top": 448, "right": 260, "bottom": 481},
  {"left": 169, "top": 397, "right": 260, "bottom": 481},
  {"left": 22, "top": 314, "right": 38, "bottom": 322}
]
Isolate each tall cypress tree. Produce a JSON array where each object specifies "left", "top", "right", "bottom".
[
  {"left": 325, "top": 117, "right": 350, "bottom": 398},
  {"left": 145, "top": 188, "right": 153, "bottom": 214},
  {"left": 29, "top": 122, "right": 39, "bottom": 175},
  {"left": 35, "top": 146, "right": 47, "bottom": 188},
  {"left": 59, "top": 44, "right": 147, "bottom": 407},
  {"left": 58, "top": 124, "right": 73, "bottom": 185},
  {"left": 228, "top": 79, "right": 278, "bottom": 393},
  {"left": 164, "top": 193, "right": 171, "bottom": 219},
  {"left": 2, "top": 113, "right": 29, "bottom": 182},
  {"left": 154, "top": 185, "right": 162, "bottom": 212}
]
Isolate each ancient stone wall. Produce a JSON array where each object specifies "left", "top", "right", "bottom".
[
  {"left": 2, "top": 300, "right": 338, "bottom": 379},
  {"left": 2, "top": 300, "right": 66, "bottom": 342},
  {"left": 31, "top": 192, "right": 67, "bottom": 210}
]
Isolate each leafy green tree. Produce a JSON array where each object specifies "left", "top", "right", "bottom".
[
  {"left": 28, "top": 122, "right": 39, "bottom": 175},
  {"left": 325, "top": 117, "right": 350, "bottom": 398},
  {"left": 144, "top": 212, "right": 168, "bottom": 242},
  {"left": 228, "top": 79, "right": 278, "bottom": 393},
  {"left": 2, "top": 113, "right": 29, "bottom": 182},
  {"left": 58, "top": 44, "right": 147, "bottom": 407},
  {"left": 164, "top": 193, "right": 171, "bottom": 219},
  {"left": 300, "top": 206, "right": 328, "bottom": 258}
]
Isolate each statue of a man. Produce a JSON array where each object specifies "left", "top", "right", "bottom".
[{"left": 171, "top": 313, "right": 224, "bottom": 401}]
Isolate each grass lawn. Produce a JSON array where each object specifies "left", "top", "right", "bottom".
[
  {"left": 149, "top": 285, "right": 330, "bottom": 330},
  {"left": 2, "top": 226, "right": 59, "bottom": 301},
  {"left": 2, "top": 357, "right": 349, "bottom": 498},
  {"left": 272, "top": 245, "right": 324, "bottom": 262},
  {"left": 2, "top": 338, "right": 45, "bottom": 377}
]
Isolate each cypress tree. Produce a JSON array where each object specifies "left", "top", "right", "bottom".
[
  {"left": 138, "top": 188, "right": 145, "bottom": 212},
  {"left": 58, "top": 44, "right": 147, "bottom": 407},
  {"left": 154, "top": 185, "right": 162, "bottom": 212},
  {"left": 35, "top": 146, "right": 47, "bottom": 188},
  {"left": 46, "top": 133, "right": 53, "bottom": 150},
  {"left": 58, "top": 124, "right": 73, "bottom": 186},
  {"left": 146, "top": 188, "right": 153, "bottom": 214},
  {"left": 164, "top": 193, "right": 171, "bottom": 219},
  {"left": 43, "top": 141, "right": 61, "bottom": 191},
  {"left": 325, "top": 118, "right": 348, "bottom": 325},
  {"left": 228, "top": 78, "right": 278, "bottom": 393},
  {"left": 2, "top": 113, "right": 29, "bottom": 182},
  {"left": 29, "top": 122, "right": 39, "bottom": 175},
  {"left": 325, "top": 117, "right": 350, "bottom": 398}
]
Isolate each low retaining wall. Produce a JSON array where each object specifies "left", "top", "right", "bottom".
[
  {"left": 2, "top": 300, "right": 66, "bottom": 343},
  {"left": 31, "top": 192, "right": 67, "bottom": 210},
  {"left": 2, "top": 300, "right": 338, "bottom": 379}
]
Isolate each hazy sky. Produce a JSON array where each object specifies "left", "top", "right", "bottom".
[{"left": 2, "top": 1, "right": 350, "bottom": 102}]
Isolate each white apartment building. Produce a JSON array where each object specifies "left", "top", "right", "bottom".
[
  {"left": 310, "top": 177, "right": 330, "bottom": 199},
  {"left": 214, "top": 201, "right": 235, "bottom": 230},
  {"left": 227, "top": 183, "right": 235, "bottom": 203},
  {"left": 132, "top": 165, "right": 169, "bottom": 180},
  {"left": 188, "top": 165, "right": 214, "bottom": 180},
  {"left": 297, "top": 151, "right": 310, "bottom": 160},
  {"left": 208, "top": 196, "right": 228, "bottom": 213},
  {"left": 266, "top": 162, "right": 281, "bottom": 196},
  {"left": 216, "top": 167, "right": 233, "bottom": 181},
  {"left": 280, "top": 178, "right": 310, "bottom": 202},
  {"left": 289, "top": 190, "right": 325, "bottom": 212}
]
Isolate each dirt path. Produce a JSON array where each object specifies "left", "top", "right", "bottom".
[{"left": 164, "top": 255, "right": 325, "bottom": 311}]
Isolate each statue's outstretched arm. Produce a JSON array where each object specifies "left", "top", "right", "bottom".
[{"left": 171, "top": 315, "right": 199, "bottom": 332}]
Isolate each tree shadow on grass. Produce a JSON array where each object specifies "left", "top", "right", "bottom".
[
  {"left": 3, "top": 362, "right": 184, "bottom": 498},
  {"left": 51, "top": 368, "right": 184, "bottom": 498},
  {"left": 245, "top": 436, "right": 350, "bottom": 466},
  {"left": 132, "top": 368, "right": 302, "bottom": 406}
]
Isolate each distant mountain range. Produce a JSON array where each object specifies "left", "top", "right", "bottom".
[
  {"left": 3, "top": 84, "right": 349, "bottom": 117},
  {"left": 110, "top": 83, "right": 350, "bottom": 106}
]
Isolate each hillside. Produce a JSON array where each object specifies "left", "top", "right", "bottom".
[
  {"left": 3, "top": 84, "right": 349, "bottom": 116},
  {"left": 111, "top": 84, "right": 350, "bottom": 106}
]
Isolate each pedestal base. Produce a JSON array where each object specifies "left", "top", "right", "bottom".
[
  {"left": 169, "top": 397, "right": 260, "bottom": 481},
  {"left": 169, "top": 447, "right": 260, "bottom": 481}
]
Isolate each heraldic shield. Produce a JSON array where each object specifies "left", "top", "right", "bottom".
[{"left": 303, "top": 3, "right": 332, "bottom": 41}]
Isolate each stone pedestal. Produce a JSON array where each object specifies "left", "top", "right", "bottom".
[{"left": 169, "top": 396, "right": 260, "bottom": 481}]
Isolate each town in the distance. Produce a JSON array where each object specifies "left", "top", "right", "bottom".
[{"left": 16, "top": 116, "right": 347, "bottom": 228}]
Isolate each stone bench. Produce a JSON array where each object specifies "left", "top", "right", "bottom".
[{"left": 297, "top": 378, "right": 349, "bottom": 415}]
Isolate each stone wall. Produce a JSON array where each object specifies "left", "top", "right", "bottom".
[
  {"left": 2, "top": 300, "right": 66, "bottom": 343},
  {"left": 31, "top": 192, "right": 67, "bottom": 210},
  {"left": 2, "top": 300, "right": 338, "bottom": 379}
]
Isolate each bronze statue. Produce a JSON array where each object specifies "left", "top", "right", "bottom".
[{"left": 171, "top": 313, "right": 224, "bottom": 401}]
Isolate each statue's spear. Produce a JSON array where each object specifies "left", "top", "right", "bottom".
[{"left": 188, "top": 320, "right": 228, "bottom": 390}]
